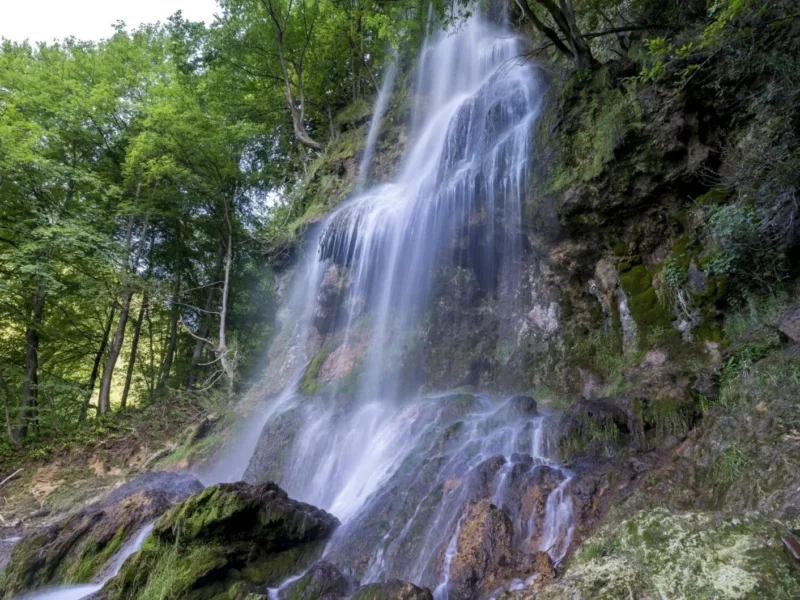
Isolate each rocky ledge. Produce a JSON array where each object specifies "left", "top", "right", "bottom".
[{"left": 1, "top": 471, "right": 202, "bottom": 598}]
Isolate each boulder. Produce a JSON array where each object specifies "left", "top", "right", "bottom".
[
  {"left": 777, "top": 306, "right": 800, "bottom": 342},
  {"left": 447, "top": 500, "right": 513, "bottom": 600},
  {"left": 280, "top": 561, "right": 352, "bottom": 599},
  {"left": 351, "top": 580, "right": 433, "bottom": 600},
  {"left": 244, "top": 406, "right": 303, "bottom": 485},
  {"left": 97, "top": 481, "right": 339, "bottom": 600},
  {"left": 0, "top": 471, "right": 202, "bottom": 598}
]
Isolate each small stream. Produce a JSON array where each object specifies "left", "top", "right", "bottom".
[{"left": 18, "top": 523, "right": 154, "bottom": 600}]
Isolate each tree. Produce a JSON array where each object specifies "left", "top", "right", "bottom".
[{"left": 515, "top": 0, "right": 595, "bottom": 67}]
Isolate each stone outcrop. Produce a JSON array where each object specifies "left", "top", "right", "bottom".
[
  {"left": 97, "top": 481, "right": 339, "bottom": 600},
  {"left": 0, "top": 471, "right": 202, "bottom": 598},
  {"left": 447, "top": 500, "right": 513, "bottom": 600},
  {"left": 280, "top": 561, "right": 352, "bottom": 599}
]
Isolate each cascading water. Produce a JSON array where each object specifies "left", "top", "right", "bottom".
[
  {"left": 356, "top": 52, "right": 398, "bottom": 190},
  {"left": 214, "top": 9, "right": 575, "bottom": 599}
]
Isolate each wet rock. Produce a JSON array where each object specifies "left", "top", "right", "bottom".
[
  {"left": 0, "top": 471, "right": 202, "bottom": 598},
  {"left": 313, "top": 264, "right": 348, "bottom": 335},
  {"left": 467, "top": 456, "right": 508, "bottom": 501},
  {"left": 447, "top": 500, "right": 513, "bottom": 600},
  {"left": 280, "top": 561, "right": 352, "bottom": 599},
  {"left": 493, "top": 396, "right": 538, "bottom": 421},
  {"left": 244, "top": 406, "right": 303, "bottom": 484},
  {"left": 350, "top": 580, "right": 433, "bottom": 600},
  {"left": 514, "top": 466, "right": 566, "bottom": 547},
  {"left": 777, "top": 306, "right": 800, "bottom": 342},
  {"left": 103, "top": 471, "right": 202, "bottom": 505},
  {"left": 98, "top": 481, "right": 339, "bottom": 600},
  {"left": 432, "top": 393, "right": 483, "bottom": 425},
  {"left": 318, "top": 343, "right": 365, "bottom": 384},
  {"left": 532, "top": 551, "right": 555, "bottom": 580},
  {"left": 527, "top": 303, "right": 560, "bottom": 338}
]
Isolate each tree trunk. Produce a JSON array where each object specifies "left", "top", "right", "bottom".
[
  {"left": 98, "top": 287, "right": 134, "bottom": 414},
  {"left": 79, "top": 304, "right": 116, "bottom": 421},
  {"left": 15, "top": 286, "right": 44, "bottom": 440},
  {"left": 218, "top": 221, "right": 235, "bottom": 393},
  {"left": 158, "top": 276, "right": 181, "bottom": 395},
  {"left": 518, "top": 0, "right": 596, "bottom": 68},
  {"left": 120, "top": 291, "right": 147, "bottom": 410},
  {"left": 264, "top": 0, "right": 323, "bottom": 151},
  {"left": 186, "top": 244, "right": 225, "bottom": 392},
  {"left": 98, "top": 205, "right": 150, "bottom": 414},
  {"left": 0, "top": 368, "right": 19, "bottom": 447},
  {"left": 146, "top": 303, "right": 156, "bottom": 403}
]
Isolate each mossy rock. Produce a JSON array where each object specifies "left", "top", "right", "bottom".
[
  {"left": 299, "top": 348, "right": 329, "bottom": 396},
  {"left": 619, "top": 265, "right": 673, "bottom": 335},
  {"left": 98, "top": 482, "right": 339, "bottom": 600},
  {"left": 557, "top": 398, "right": 632, "bottom": 460},
  {"left": 506, "top": 508, "right": 799, "bottom": 600},
  {"left": 281, "top": 561, "right": 351, "bottom": 600},
  {"left": 1, "top": 472, "right": 203, "bottom": 599}
]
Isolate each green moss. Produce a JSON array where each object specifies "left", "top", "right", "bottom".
[
  {"left": 160, "top": 429, "right": 225, "bottom": 468},
  {"left": 612, "top": 241, "right": 627, "bottom": 256},
  {"left": 712, "top": 445, "right": 753, "bottom": 485},
  {"left": 334, "top": 98, "right": 371, "bottom": 129},
  {"left": 559, "top": 410, "right": 625, "bottom": 461},
  {"left": 63, "top": 524, "right": 127, "bottom": 582},
  {"left": 299, "top": 348, "right": 329, "bottom": 396},
  {"left": 643, "top": 397, "right": 694, "bottom": 443},
  {"left": 239, "top": 542, "right": 323, "bottom": 587},
  {"left": 105, "top": 484, "right": 335, "bottom": 600},
  {"left": 619, "top": 265, "right": 673, "bottom": 335},
  {"left": 550, "top": 69, "right": 642, "bottom": 191}
]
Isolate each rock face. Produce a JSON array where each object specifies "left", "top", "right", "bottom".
[
  {"left": 351, "top": 580, "right": 434, "bottom": 600},
  {"left": 502, "top": 509, "right": 799, "bottom": 600},
  {"left": 244, "top": 405, "right": 304, "bottom": 484},
  {"left": 98, "top": 481, "right": 339, "bottom": 600},
  {"left": 0, "top": 471, "right": 202, "bottom": 598},
  {"left": 280, "top": 561, "right": 352, "bottom": 599},
  {"left": 447, "top": 500, "right": 513, "bottom": 600}
]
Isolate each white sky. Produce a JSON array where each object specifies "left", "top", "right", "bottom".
[{"left": 1, "top": 0, "right": 220, "bottom": 43}]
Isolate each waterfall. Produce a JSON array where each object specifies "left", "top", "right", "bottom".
[
  {"left": 356, "top": 53, "right": 398, "bottom": 189},
  {"left": 214, "top": 9, "right": 575, "bottom": 598}
]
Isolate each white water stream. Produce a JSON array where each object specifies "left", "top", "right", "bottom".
[
  {"left": 356, "top": 53, "right": 398, "bottom": 189},
  {"left": 18, "top": 523, "right": 154, "bottom": 600}
]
